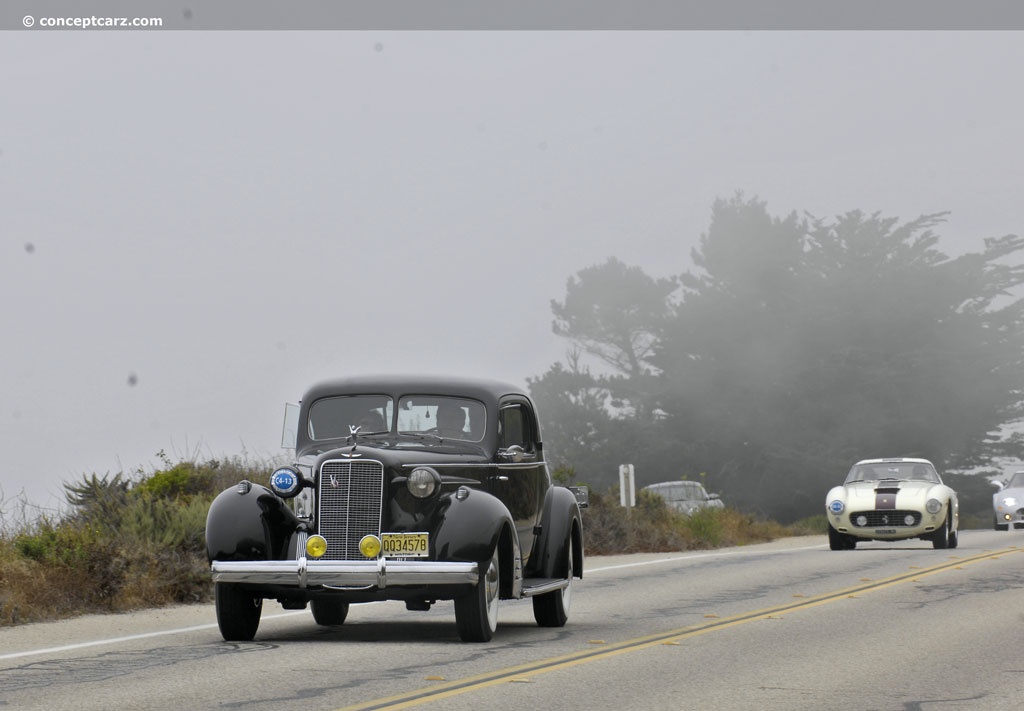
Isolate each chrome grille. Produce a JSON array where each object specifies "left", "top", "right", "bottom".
[
  {"left": 849, "top": 510, "right": 921, "bottom": 528},
  {"left": 317, "top": 459, "right": 384, "bottom": 560}
]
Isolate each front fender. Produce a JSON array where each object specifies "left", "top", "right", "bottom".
[
  {"left": 526, "top": 486, "right": 583, "bottom": 579},
  {"left": 205, "top": 482, "right": 301, "bottom": 562},
  {"left": 432, "top": 487, "right": 515, "bottom": 563}
]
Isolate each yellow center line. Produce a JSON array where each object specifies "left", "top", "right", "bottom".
[{"left": 338, "top": 546, "right": 1020, "bottom": 710}]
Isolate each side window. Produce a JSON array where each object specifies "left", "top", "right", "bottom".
[{"left": 498, "top": 404, "right": 530, "bottom": 451}]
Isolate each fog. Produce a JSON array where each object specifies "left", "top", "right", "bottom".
[{"left": 3, "top": 31, "right": 1022, "bottom": 512}]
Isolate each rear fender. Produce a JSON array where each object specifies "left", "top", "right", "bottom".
[{"left": 526, "top": 486, "right": 583, "bottom": 580}]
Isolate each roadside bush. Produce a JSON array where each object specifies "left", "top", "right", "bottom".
[
  {"left": 0, "top": 454, "right": 278, "bottom": 626},
  {"left": 582, "top": 487, "right": 797, "bottom": 555}
]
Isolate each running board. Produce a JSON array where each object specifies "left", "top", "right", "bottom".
[{"left": 521, "top": 577, "right": 568, "bottom": 597}]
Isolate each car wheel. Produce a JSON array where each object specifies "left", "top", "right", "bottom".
[
  {"left": 215, "top": 582, "right": 262, "bottom": 641},
  {"left": 533, "top": 537, "right": 573, "bottom": 628},
  {"left": 311, "top": 598, "right": 350, "bottom": 626},
  {"left": 994, "top": 516, "right": 1009, "bottom": 531},
  {"left": 828, "top": 524, "right": 855, "bottom": 551},
  {"left": 455, "top": 546, "right": 500, "bottom": 642},
  {"left": 933, "top": 511, "right": 952, "bottom": 549}
]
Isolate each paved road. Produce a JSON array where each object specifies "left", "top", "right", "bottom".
[{"left": 2, "top": 531, "right": 1023, "bottom": 710}]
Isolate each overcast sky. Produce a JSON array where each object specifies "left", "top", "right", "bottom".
[{"left": 2, "top": 31, "right": 1022, "bottom": 512}]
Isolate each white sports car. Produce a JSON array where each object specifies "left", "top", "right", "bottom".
[
  {"left": 825, "top": 458, "right": 959, "bottom": 550},
  {"left": 992, "top": 470, "right": 1024, "bottom": 530}
]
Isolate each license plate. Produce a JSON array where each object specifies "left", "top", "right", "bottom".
[{"left": 381, "top": 532, "right": 429, "bottom": 557}]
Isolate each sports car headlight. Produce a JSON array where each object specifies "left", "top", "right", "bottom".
[
  {"left": 407, "top": 467, "right": 440, "bottom": 498},
  {"left": 270, "top": 467, "right": 302, "bottom": 498},
  {"left": 1001, "top": 497, "right": 1018, "bottom": 507},
  {"left": 855, "top": 515, "right": 868, "bottom": 526},
  {"left": 925, "top": 498, "right": 942, "bottom": 515},
  {"left": 828, "top": 500, "right": 845, "bottom": 514}
]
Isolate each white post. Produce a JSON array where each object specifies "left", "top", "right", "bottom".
[{"left": 619, "top": 464, "right": 636, "bottom": 509}]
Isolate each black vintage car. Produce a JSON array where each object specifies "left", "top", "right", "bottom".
[{"left": 206, "top": 374, "right": 587, "bottom": 642}]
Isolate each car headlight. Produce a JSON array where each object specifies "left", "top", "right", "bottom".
[
  {"left": 925, "top": 498, "right": 942, "bottom": 515},
  {"left": 407, "top": 467, "right": 440, "bottom": 498},
  {"left": 1001, "top": 497, "right": 1018, "bottom": 507},
  {"left": 855, "top": 515, "right": 868, "bottom": 526},
  {"left": 306, "top": 535, "right": 328, "bottom": 558},
  {"left": 270, "top": 467, "right": 302, "bottom": 498},
  {"left": 828, "top": 500, "right": 845, "bottom": 514}
]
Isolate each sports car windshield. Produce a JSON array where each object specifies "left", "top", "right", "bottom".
[
  {"left": 845, "top": 463, "right": 940, "bottom": 484},
  {"left": 1006, "top": 472, "right": 1024, "bottom": 488}
]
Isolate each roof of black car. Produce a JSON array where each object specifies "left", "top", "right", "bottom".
[{"left": 300, "top": 374, "right": 529, "bottom": 404}]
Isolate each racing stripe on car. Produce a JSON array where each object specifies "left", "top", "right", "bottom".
[{"left": 875, "top": 489, "right": 898, "bottom": 509}]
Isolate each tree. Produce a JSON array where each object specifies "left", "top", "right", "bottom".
[
  {"left": 549, "top": 257, "right": 677, "bottom": 420},
  {"left": 534, "top": 194, "right": 1024, "bottom": 521}
]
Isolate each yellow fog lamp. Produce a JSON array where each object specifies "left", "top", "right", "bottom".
[
  {"left": 306, "top": 535, "right": 328, "bottom": 558},
  {"left": 1004, "top": 513, "right": 1013, "bottom": 522},
  {"left": 359, "top": 534, "right": 382, "bottom": 559}
]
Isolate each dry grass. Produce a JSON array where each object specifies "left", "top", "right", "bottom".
[
  {"left": 582, "top": 488, "right": 803, "bottom": 555},
  {"left": 0, "top": 455, "right": 279, "bottom": 626}
]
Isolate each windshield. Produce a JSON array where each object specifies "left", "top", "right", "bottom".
[
  {"left": 397, "top": 396, "right": 486, "bottom": 442},
  {"left": 1008, "top": 472, "right": 1024, "bottom": 489},
  {"left": 845, "top": 462, "right": 940, "bottom": 485},
  {"left": 307, "top": 395, "right": 394, "bottom": 440}
]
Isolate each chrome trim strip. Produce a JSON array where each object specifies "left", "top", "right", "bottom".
[
  {"left": 401, "top": 462, "right": 545, "bottom": 469},
  {"left": 211, "top": 560, "right": 479, "bottom": 587},
  {"left": 295, "top": 531, "right": 308, "bottom": 588}
]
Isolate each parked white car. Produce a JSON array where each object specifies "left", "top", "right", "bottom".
[{"left": 643, "top": 480, "right": 724, "bottom": 515}]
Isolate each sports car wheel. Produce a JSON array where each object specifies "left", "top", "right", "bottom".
[
  {"left": 994, "top": 516, "right": 1009, "bottom": 531},
  {"left": 828, "top": 524, "right": 856, "bottom": 551},
  {"left": 311, "top": 598, "right": 350, "bottom": 626},
  {"left": 215, "top": 582, "right": 262, "bottom": 641},
  {"left": 455, "top": 546, "right": 500, "bottom": 642},
  {"left": 533, "top": 537, "right": 573, "bottom": 628},
  {"left": 933, "top": 511, "right": 953, "bottom": 549}
]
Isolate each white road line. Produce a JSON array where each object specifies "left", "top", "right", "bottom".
[
  {"left": 0, "top": 611, "right": 307, "bottom": 661},
  {"left": 586, "top": 543, "right": 826, "bottom": 572}
]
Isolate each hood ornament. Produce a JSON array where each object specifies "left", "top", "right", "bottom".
[{"left": 340, "top": 424, "right": 364, "bottom": 458}]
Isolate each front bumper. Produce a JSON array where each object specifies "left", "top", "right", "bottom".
[
  {"left": 211, "top": 557, "right": 479, "bottom": 590},
  {"left": 830, "top": 511, "right": 944, "bottom": 540}
]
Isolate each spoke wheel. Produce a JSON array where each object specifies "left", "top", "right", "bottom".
[
  {"left": 533, "top": 537, "right": 573, "bottom": 627},
  {"left": 215, "top": 582, "right": 262, "bottom": 641},
  {"left": 455, "top": 547, "right": 499, "bottom": 642}
]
